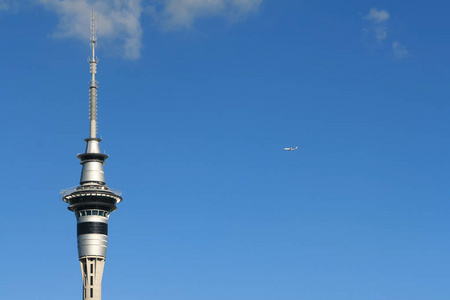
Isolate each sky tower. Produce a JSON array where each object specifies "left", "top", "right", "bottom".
[{"left": 61, "top": 11, "right": 123, "bottom": 300}]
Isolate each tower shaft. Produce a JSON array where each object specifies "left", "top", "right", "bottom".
[{"left": 80, "top": 257, "right": 105, "bottom": 299}]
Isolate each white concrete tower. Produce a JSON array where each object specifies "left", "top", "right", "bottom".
[{"left": 61, "top": 11, "right": 122, "bottom": 300}]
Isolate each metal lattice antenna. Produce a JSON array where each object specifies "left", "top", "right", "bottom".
[{"left": 89, "top": 10, "right": 98, "bottom": 139}]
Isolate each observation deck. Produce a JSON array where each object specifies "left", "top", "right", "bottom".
[{"left": 61, "top": 185, "right": 122, "bottom": 212}]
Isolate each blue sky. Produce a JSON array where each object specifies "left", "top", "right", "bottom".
[{"left": 1, "top": 0, "right": 450, "bottom": 299}]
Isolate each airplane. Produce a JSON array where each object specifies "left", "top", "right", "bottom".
[{"left": 284, "top": 147, "right": 298, "bottom": 151}]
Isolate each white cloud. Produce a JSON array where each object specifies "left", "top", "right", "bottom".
[
  {"left": 363, "top": 8, "right": 410, "bottom": 58},
  {"left": 392, "top": 41, "right": 409, "bottom": 58},
  {"left": 149, "top": 0, "right": 262, "bottom": 30},
  {"left": 364, "top": 8, "right": 389, "bottom": 43},
  {"left": 36, "top": 0, "right": 261, "bottom": 59},
  {"left": 365, "top": 8, "right": 389, "bottom": 23},
  {"left": 0, "top": 0, "right": 10, "bottom": 10},
  {"left": 373, "top": 26, "right": 387, "bottom": 42},
  {"left": 38, "top": 0, "right": 143, "bottom": 59}
]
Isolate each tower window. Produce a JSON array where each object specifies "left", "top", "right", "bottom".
[
  {"left": 93, "top": 211, "right": 98, "bottom": 215},
  {"left": 91, "top": 264, "right": 93, "bottom": 273},
  {"left": 87, "top": 211, "right": 92, "bottom": 215},
  {"left": 90, "top": 276, "right": 93, "bottom": 285},
  {"left": 90, "top": 288, "right": 93, "bottom": 298}
]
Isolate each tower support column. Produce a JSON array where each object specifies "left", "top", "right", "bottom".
[{"left": 80, "top": 256, "right": 105, "bottom": 300}]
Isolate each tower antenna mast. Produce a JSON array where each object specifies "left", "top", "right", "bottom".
[{"left": 89, "top": 10, "right": 98, "bottom": 139}]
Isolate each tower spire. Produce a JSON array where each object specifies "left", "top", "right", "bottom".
[{"left": 89, "top": 10, "right": 98, "bottom": 139}]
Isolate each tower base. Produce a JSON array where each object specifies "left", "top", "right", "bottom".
[{"left": 80, "top": 256, "right": 105, "bottom": 300}]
